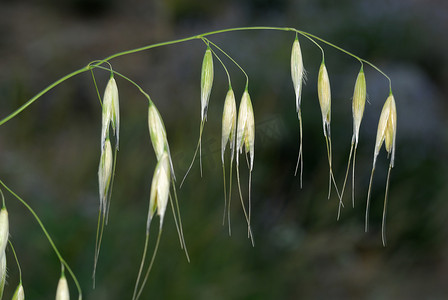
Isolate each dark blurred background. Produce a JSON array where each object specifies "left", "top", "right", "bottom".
[{"left": 0, "top": 0, "right": 447, "bottom": 299}]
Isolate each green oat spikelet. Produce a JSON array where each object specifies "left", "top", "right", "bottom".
[
  {"left": 12, "top": 283, "right": 24, "bottom": 300},
  {"left": 366, "top": 93, "right": 397, "bottom": 246},
  {"left": 339, "top": 66, "right": 367, "bottom": 218},
  {"left": 221, "top": 87, "right": 237, "bottom": 234},
  {"left": 291, "top": 35, "right": 306, "bottom": 187},
  {"left": 236, "top": 89, "right": 255, "bottom": 245},
  {"left": 317, "top": 61, "right": 341, "bottom": 203},
  {"left": 181, "top": 46, "right": 214, "bottom": 185}
]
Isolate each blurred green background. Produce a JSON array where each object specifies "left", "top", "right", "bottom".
[{"left": 0, "top": 0, "right": 447, "bottom": 299}]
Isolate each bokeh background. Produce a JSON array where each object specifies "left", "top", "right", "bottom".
[{"left": 0, "top": 0, "right": 447, "bottom": 299}]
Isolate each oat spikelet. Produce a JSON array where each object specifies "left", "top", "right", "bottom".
[
  {"left": 339, "top": 66, "right": 366, "bottom": 219},
  {"left": 101, "top": 76, "right": 120, "bottom": 150},
  {"left": 366, "top": 93, "right": 397, "bottom": 246},
  {"left": 147, "top": 101, "right": 188, "bottom": 260},
  {"left": 181, "top": 47, "right": 214, "bottom": 185},
  {"left": 0, "top": 208, "right": 8, "bottom": 258},
  {"left": 147, "top": 102, "right": 175, "bottom": 179},
  {"left": 221, "top": 87, "right": 237, "bottom": 233},
  {"left": 317, "top": 61, "right": 341, "bottom": 203},
  {"left": 56, "top": 274, "right": 70, "bottom": 300},
  {"left": 133, "top": 152, "right": 171, "bottom": 300},
  {"left": 236, "top": 89, "right": 255, "bottom": 245},
  {"left": 12, "top": 283, "right": 24, "bottom": 300},
  {"left": 291, "top": 36, "right": 306, "bottom": 187}
]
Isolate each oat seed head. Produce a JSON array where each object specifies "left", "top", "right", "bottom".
[
  {"left": 56, "top": 275, "right": 70, "bottom": 300},
  {"left": 373, "top": 94, "right": 397, "bottom": 166},
  {"left": 318, "top": 62, "right": 331, "bottom": 136},
  {"left": 147, "top": 103, "right": 176, "bottom": 179},
  {"left": 352, "top": 67, "right": 366, "bottom": 144},
  {"left": 291, "top": 36, "right": 304, "bottom": 111},
  {"left": 201, "top": 47, "right": 214, "bottom": 122},
  {"left": 221, "top": 88, "right": 237, "bottom": 163},
  {"left": 101, "top": 76, "right": 119, "bottom": 149},
  {"left": 0, "top": 208, "right": 8, "bottom": 258},
  {"left": 98, "top": 138, "right": 113, "bottom": 214},
  {"left": 12, "top": 284, "right": 24, "bottom": 300},
  {"left": 236, "top": 90, "right": 255, "bottom": 170},
  {"left": 148, "top": 152, "right": 171, "bottom": 229}
]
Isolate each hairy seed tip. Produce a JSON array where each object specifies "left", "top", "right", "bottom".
[
  {"left": 291, "top": 36, "right": 304, "bottom": 111},
  {"left": 221, "top": 88, "right": 237, "bottom": 163},
  {"left": 317, "top": 62, "right": 331, "bottom": 136},
  {"left": 12, "top": 283, "right": 24, "bottom": 300},
  {"left": 98, "top": 138, "right": 113, "bottom": 215},
  {"left": 236, "top": 90, "right": 255, "bottom": 170},
  {"left": 352, "top": 67, "right": 367, "bottom": 144},
  {"left": 149, "top": 152, "right": 171, "bottom": 230},
  {"left": 0, "top": 254, "right": 6, "bottom": 298},
  {"left": 0, "top": 208, "right": 8, "bottom": 258},
  {"left": 201, "top": 47, "right": 214, "bottom": 122},
  {"left": 101, "top": 76, "right": 120, "bottom": 149},
  {"left": 56, "top": 274, "right": 70, "bottom": 300}
]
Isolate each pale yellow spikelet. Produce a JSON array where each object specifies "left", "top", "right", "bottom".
[
  {"left": 12, "top": 283, "right": 24, "bottom": 300},
  {"left": 221, "top": 88, "right": 237, "bottom": 163},
  {"left": 0, "top": 208, "right": 8, "bottom": 258},
  {"left": 201, "top": 47, "right": 214, "bottom": 122},
  {"left": 55, "top": 274, "right": 70, "bottom": 300},
  {"left": 148, "top": 152, "right": 171, "bottom": 229},
  {"left": 352, "top": 67, "right": 367, "bottom": 144},
  {"left": 101, "top": 76, "right": 120, "bottom": 149},
  {"left": 0, "top": 253, "right": 6, "bottom": 298},
  {"left": 373, "top": 94, "right": 397, "bottom": 166},
  {"left": 366, "top": 93, "right": 397, "bottom": 246},
  {"left": 317, "top": 61, "right": 331, "bottom": 137},
  {"left": 291, "top": 36, "right": 304, "bottom": 111},
  {"left": 98, "top": 138, "right": 113, "bottom": 216},
  {"left": 236, "top": 89, "right": 255, "bottom": 170}
]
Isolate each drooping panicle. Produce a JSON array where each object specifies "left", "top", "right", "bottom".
[
  {"left": 201, "top": 47, "right": 214, "bottom": 122},
  {"left": 221, "top": 88, "right": 237, "bottom": 163}
]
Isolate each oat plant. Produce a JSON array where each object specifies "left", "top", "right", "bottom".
[{"left": 0, "top": 26, "right": 397, "bottom": 297}]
